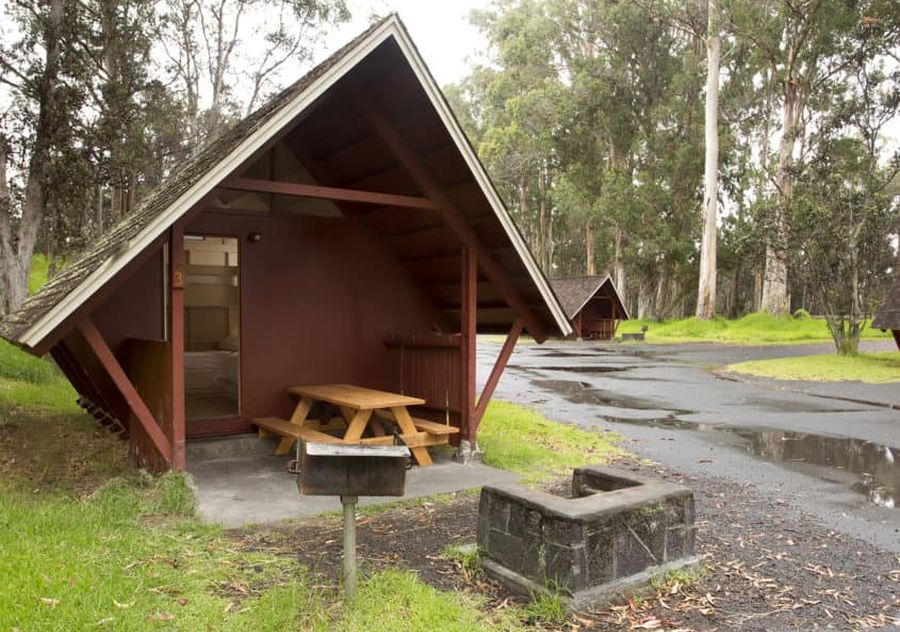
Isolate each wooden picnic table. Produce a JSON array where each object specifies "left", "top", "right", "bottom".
[{"left": 253, "top": 384, "right": 459, "bottom": 466}]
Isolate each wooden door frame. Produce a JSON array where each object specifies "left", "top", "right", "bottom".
[{"left": 181, "top": 231, "right": 245, "bottom": 433}]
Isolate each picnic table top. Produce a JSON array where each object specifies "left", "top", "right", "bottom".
[{"left": 287, "top": 384, "right": 425, "bottom": 409}]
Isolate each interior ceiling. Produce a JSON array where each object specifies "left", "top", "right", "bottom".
[{"left": 217, "top": 38, "right": 554, "bottom": 335}]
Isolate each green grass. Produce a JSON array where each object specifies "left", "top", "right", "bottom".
[
  {"left": 618, "top": 312, "right": 892, "bottom": 346},
  {"left": 521, "top": 588, "right": 568, "bottom": 626},
  {"left": 29, "top": 253, "right": 50, "bottom": 294},
  {"left": 442, "top": 543, "right": 481, "bottom": 573},
  {"left": 324, "top": 569, "right": 519, "bottom": 632},
  {"left": 0, "top": 472, "right": 518, "bottom": 631},
  {"left": 725, "top": 352, "right": 900, "bottom": 383},
  {"left": 478, "top": 400, "right": 623, "bottom": 483},
  {"left": 0, "top": 340, "right": 79, "bottom": 414},
  {"left": 649, "top": 566, "right": 705, "bottom": 592},
  {"left": 0, "top": 339, "right": 61, "bottom": 384},
  {"left": 0, "top": 414, "right": 524, "bottom": 631},
  {"left": 0, "top": 475, "right": 327, "bottom": 631}
]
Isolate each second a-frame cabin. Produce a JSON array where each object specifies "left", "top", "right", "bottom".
[
  {"left": 550, "top": 276, "right": 628, "bottom": 341},
  {"left": 0, "top": 16, "right": 571, "bottom": 471},
  {"left": 873, "top": 273, "right": 900, "bottom": 350}
]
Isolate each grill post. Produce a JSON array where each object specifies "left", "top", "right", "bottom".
[{"left": 341, "top": 494, "right": 358, "bottom": 598}]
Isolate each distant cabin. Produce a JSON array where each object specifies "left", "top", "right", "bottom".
[
  {"left": 872, "top": 273, "right": 900, "bottom": 350},
  {"left": 550, "top": 276, "right": 628, "bottom": 341}
]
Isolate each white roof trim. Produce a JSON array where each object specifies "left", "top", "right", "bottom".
[{"left": 20, "top": 15, "right": 571, "bottom": 347}]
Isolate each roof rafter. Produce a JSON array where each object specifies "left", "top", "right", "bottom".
[
  {"left": 219, "top": 177, "right": 447, "bottom": 211},
  {"left": 359, "top": 101, "right": 549, "bottom": 342}
]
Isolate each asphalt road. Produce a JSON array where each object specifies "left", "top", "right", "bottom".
[{"left": 477, "top": 339, "right": 900, "bottom": 552}]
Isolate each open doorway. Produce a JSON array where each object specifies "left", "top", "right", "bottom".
[{"left": 183, "top": 235, "right": 240, "bottom": 421}]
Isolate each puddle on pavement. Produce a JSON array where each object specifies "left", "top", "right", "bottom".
[
  {"left": 533, "top": 378, "right": 898, "bottom": 508},
  {"left": 532, "top": 379, "right": 689, "bottom": 412},
  {"left": 540, "top": 365, "right": 638, "bottom": 374},
  {"left": 619, "top": 416, "right": 898, "bottom": 508},
  {"left": 739, "top": 396, "right": 863, "bottom": 414}
]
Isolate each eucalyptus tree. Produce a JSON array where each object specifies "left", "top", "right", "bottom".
[
  {"left": 790, "top": 6, "right": 900, "bottom": 354},
  {"left": 725, "top": 0, "right": 881, "bottom": 315},
  {"left": 695, "top": 0, "right": 720, "bottom": 319},
  {"left": 0, "top": 0, "right": 91, "bottom": 314},
  {"left": 465, "top": 0, "right": 565, "bottom": 272},
  {"left": 156, "top": 0, "right": 349, "bottom": 144}
]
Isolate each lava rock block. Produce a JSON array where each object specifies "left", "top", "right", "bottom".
[{"left": 477, "top": 466, "right": 697, "bottom": 604}]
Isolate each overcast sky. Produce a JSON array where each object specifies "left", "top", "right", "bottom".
[{"left": 320, "top": 0, "right": 490, "bottom": 86}]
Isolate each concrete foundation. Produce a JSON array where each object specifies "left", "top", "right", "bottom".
[{"left": 187, "top": 435, "right": 521, "bottom": 527}]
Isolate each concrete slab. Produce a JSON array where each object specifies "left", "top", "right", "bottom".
[{"left": 187, "top": 435, "right": 520, "bottom": 528}]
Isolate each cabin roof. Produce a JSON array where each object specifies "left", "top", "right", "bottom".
[
  {"left": 549, "top": 275, "right": 629, "bottom": 321},
  {"left": 872, "top": 273, "right": 900, "bottom": 331},
  {"left": 0, "top": 15, "right": 571, "bottom": 349}
]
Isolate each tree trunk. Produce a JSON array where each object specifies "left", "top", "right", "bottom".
[
  {"left": 585, "top": 223, "right": 595, "bottom": 275},
  {"left": 0, "top": 141, "right": 28, "bottom": 314},
  {"left": 762, "top": 53, "right": 802, "bottom": 315},
  {"left": 0, "top": 0, "right": 64, "bottom": 315},
  {"left": 728, "top": 266, "right": 741, "bottom": 318},
  {"left": 637, "top": 278, "right": 654, "bottom": 319},
  {"left": 613, "top": 226, "right": 626, "bottom": 306},
  {"left": 696, "top": 0, "right": 720, "bottom": 320}
]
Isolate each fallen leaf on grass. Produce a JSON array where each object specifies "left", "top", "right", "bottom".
[
  {"left": 147, "top": 612, "right": 175, "bottom": 622},
  {"left": 113, "top": 599, "right": 135, "bottom": 609},
  {"left": 40, "top": 597, "right": 60, "bottom": 607}
]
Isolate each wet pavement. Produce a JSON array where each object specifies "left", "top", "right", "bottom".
[{"left": 478, "top": 340, "right": 900, "bottom": 552}]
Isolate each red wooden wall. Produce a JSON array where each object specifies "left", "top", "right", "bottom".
[{"left": 183, "top": 209, "right": 445, "bottom": 434}]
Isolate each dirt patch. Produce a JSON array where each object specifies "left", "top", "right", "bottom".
[
  {"left": 0, "top": 407, "right": 131, "bottom": 495},
  {"left": 231, "top": 493, "right": 479, "bottom": 592},
  {"left": 231, "top": 462, "right": 900, "bottom": 630}
]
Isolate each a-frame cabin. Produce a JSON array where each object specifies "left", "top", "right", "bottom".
[
  {"left": 550, "top": 276, "right": 628, "bottom": 341},
  {"left": 0, "top": 16, "right": 571, "bottom": 471},
  {"left": 873, "top": 273, "right": 900, "bottom": 350}
]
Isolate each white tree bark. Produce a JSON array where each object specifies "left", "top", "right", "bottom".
[
  {"left": 696, "top": 0, "right": 719, "bottom": 319},
  {"left": 613, "top": 226, "right": 626, "bottom": 307},
  {"left": 762, "top": 36, "right": 804, "bottom": 315},
  {"left": 585, "top": 223, "right": 596, "bottom": 275}
]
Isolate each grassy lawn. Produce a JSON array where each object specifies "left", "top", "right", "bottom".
[
  {"left": 29, "top": 253, "right": 50, "bottom": 294},
  {"left": 0, "top": 337, "right": 624, "bottom": 629},
  {"left": 618, "top": 312, "right": 892, "bottom": 346},
  {"left": 0, "top": 411, "right": 522, "bottom": 631},
  {"left": 725, "top": 351, "right": 900, "bottom": 384},
  {"left": 478, "top": 400, "right": 623, "bottom": 483}
]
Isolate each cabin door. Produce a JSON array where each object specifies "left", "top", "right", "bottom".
[{"left": 183, "top": 235, "right": 241, "bottom": 422}]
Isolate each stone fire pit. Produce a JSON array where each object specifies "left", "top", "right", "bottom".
[{"left": 477, "top": 466, "right": 697, "bottom": 607}]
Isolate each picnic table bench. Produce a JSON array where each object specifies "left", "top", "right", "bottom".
[{"left": 252, "top": 384, "right": 459, "bottom": 466}]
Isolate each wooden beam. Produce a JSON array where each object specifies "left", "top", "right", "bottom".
[
  {"left": 472, "top": 318, "right": 523, "bottom": 433},
  {"left": 169, "top": 225, "right": 186, "bottom": 470},
  {"left": 50, "top": 344, "right": 96, "bottom": 408},
  {"left": 360, "top": 104, "right": 548, "bottom": 341},
  {"left": 78, "top": 317, "right": 173, "bottom": 465},
  {"left": 220, "top": 177, "right": 446, "bottom": 211},
  {"left": 460, "top": 246, "right": 477, "bottom": 442}
]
